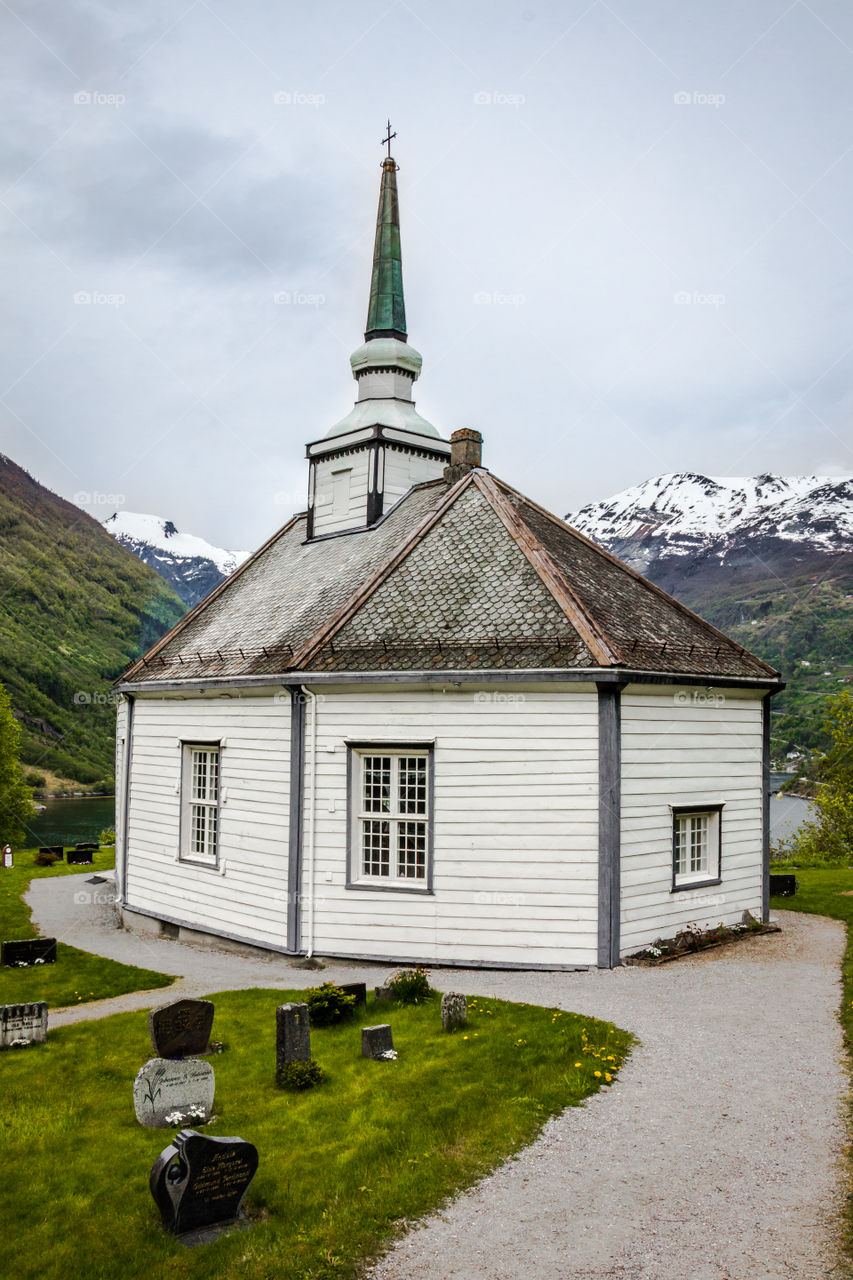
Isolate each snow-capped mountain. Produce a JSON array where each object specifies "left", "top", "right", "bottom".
[
  {"left": 567, "top": 474, "right": 853, "bottom": 581},
  {"left": 103, "top": 511, "right": 249, "bottom": 608}
]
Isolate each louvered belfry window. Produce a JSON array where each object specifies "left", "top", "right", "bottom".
[{"left": 358, "top": 752, "right": 428, "bottom": 883}]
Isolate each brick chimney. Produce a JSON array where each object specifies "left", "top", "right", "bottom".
[{"left": 443, "top": 429, "right": 483, "bottom": 484}]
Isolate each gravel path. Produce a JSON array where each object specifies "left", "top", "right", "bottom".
[{"left": 28, "top": 874, "right": 851, "bottom": 1277}]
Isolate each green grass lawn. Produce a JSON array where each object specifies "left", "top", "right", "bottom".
[
  {"left": 0, "top": 988, "right": 632, "bottom": 1280},
  {"left": 0, "top": 847, "right": 173, "bottom": 1007}
]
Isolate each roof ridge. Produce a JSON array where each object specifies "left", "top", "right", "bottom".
[
  {"left": 119, "top": 512, "right": 305, "bottom": 683},
  {"left": 290, "top": 471, "right": 479, "bottom": 670},
  {"left": 473, "top": 472, "right": 620, "bottom": 666},
  {"left": 490, "top": 475, "right": 779, "bottom": 677}
]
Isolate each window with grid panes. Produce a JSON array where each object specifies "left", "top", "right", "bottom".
[
  {"left": 355, "top": 751, "right": 429, "bottom": 885},
  {"left": 182, "top": 744, "right": 220, "bottom": 865},
  {"left": 672, "top": 807, "right": 721, "bottom": 888}
]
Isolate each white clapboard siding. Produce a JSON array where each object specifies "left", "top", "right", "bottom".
[
  {"left": 124, "top": 691, "right": 291, "bottom": 947},
  {"left": 302, "top": 682, "right": 599, "bottom": 967},
  {"left": 312, "top": 450, "right": 373, "bottom": 536},
  {"left": 619, "top": 684, "right": 764, "bottom": 954},
  {"left": 382, "top": 449, "right": 444, "bottom": 505}
]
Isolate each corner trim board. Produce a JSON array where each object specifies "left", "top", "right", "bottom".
[
  {"left": 762, "top": 691, "right": 772, "bottom": 922},
  {"left": 597, "top": 681, "right": 623, "bottom": 968},
  {"left": 288, "top": 688, "right": 306, "bottom": 951}
]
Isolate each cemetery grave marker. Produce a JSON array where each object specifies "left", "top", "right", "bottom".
[
  {"left": 1, "top": 937, "right": 57, "bottom": 967},
  {"left": 441, "top": 992, "right": 467, "bottom": 1031},
  {"left": 276, "top": 1002, "right": 310, "bottom": 1077},
  {"left": 339, "top": 981, "right": 367, "bottom": 1007},
  {"left": 149, "top": 998, "right": 215, "bottom": 1058},
  {"left": 133, "top": 1058, "right": 215, "bottom": 1129},
  {"left": 362, "top": 1024, "right": 395, "bottom": 1059},
  {"left": 150, "top": 1130, "right": 258, "bottom": 1236},
  {"left": 0, "top": 1002, "right": 48, "bottom": 1048}
]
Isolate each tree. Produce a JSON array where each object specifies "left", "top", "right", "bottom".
[
  {"left": 775, "top": 690, "right": 853, "bottom": 863},
  {"left": 0, "top": 681, "right": 35, "bottom": 847}
]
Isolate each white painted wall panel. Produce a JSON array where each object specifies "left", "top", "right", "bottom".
[
  {"left": 302, "top": 683, "right": 599, "bottom": 967},
  {"left": 124, "top": 691, "right": 291, "bottom": 948},
  {"left": 620, "top": 684, "right": 764, "bottom": 955}
]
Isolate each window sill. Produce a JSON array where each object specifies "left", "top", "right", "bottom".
[
  {"left": 178, "top": 854, "right": 220, "bottom": 871},
  {"left": 671, "top": 877, "right": 722, "bottom": 894},
  {"left": 346, "top": 881, "right": 434, "bottom": 895}
]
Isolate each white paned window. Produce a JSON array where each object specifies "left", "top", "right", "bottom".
[
  {"left": 673, "top": 808, "right": 721, "bottom": 888},
  {"left": 182, "top": 744, "right": 220, "bottom": 866},
  {"left": 353, "top": 750, "right": 430, "bottom": 887}
]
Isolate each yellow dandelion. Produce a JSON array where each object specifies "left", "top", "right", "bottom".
[
  {"left": 462, "top": 1035, "right": 469, "bottom": 1040},
  {"left": 594, "top": 1070, "right": 602, "bottom": 1078},
  {"left": 574, "top": 1061, "right": 582, "bottom": 1067},
  {"left": 605, "top": 1073, "right": 612, "bottom": 1082}
]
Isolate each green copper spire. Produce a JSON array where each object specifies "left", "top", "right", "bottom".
[{"left": 365, "top": 149, "right": 407, "bottom": 342}]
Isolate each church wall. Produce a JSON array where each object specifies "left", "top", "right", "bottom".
[
  {"left": 311, "top": 449, "right": 373, "bottom": 536},
  {"left": 122, "top": 691, "right": 292, "bottom": 947},
  {"left": 381, "top": 448, "right": 446, "bottom": 506},
  {"left": 303, "top": 682, "right": 600, "bottom": 968},
  {"left": 619, "top": 684, "right": 764, "bottom": 955}
]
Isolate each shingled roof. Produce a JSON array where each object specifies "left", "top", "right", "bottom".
[{"left": 121, "top": 469, "right": 779, "bottom": 685}]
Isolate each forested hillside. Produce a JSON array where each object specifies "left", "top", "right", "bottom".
[{"left": 0, "top": 454, "right": 185, "bottom": 785}]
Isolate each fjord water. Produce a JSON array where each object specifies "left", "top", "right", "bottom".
[{"left": 24, "top": 795, "right": 115, "bottom": 847}]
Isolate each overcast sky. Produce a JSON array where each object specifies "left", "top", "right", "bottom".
[{"left": 2, "top": 0, "right": 852, "bottom": 550}]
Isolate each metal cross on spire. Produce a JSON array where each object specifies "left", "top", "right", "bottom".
[{"left": 382, "top": 119, "right": 396, "bottom": 158}]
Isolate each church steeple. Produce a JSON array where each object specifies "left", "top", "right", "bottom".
[
  {"left": 304, "top": 130, "right": 450, "bottom": 539},
  {"left": 365, "top": 151, "right": 407, "bottom": 341}
]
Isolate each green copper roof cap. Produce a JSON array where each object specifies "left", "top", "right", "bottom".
[{"left": 364, "top": 156, "right": 407, "bottom": 342}]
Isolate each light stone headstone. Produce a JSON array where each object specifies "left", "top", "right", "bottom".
[
  {"left": 373, "top": 985, "right": 393, "bottom": 1004},
  {"left": 276, "top": 1002, "right": 310, "bottom": 1078},
  {"left": 441, "top": 992, "right": 467, "bottom": 1032},
  {"left": 0, "top": 1001, "right": 48, "bottom": 1048},
  {"left": 361, "top": 1024, "right": 394, "bottom": 1059},
  {"left": 133, "top": 1057, "right": 215, "bottom": 1129}
]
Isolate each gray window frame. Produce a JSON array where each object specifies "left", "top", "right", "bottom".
[
  {"left": 670, "top": 803, "right": 724, "bottom": 892},
  {"left": 346, "top": 742, "right": 435, "bottom": 894},
  {"left": 178, "top": 739, "right": 222, "bottom": 870}
]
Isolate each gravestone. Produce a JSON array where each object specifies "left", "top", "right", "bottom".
[
  {"left": 339, "top": 982, "right": 367, "bottom": 1007},
  {"left": 276, "top": 1002, "right": 310, "bottom": 1076},
  {"left": 149, "top": 998, "right": 215, "bottom": 1058},
  {"left": 66, "top": 849, "right": 93, "bottom": 866},
  {"left": 75, "top": 841, "right": 99, "bottom": 851},
  {"left": 39, "top": 846, "right": 64, "bottom": 861},
  {"left": 441, "top": 992, "right": 467, "bottom": 1031},
  {"left": 769, "top": 873, "right": 798, "bottom": 897},
  {"left": 373, "top": 985, "right": 393, "bottom": 1004},
  {"left": 150, "top": 1129, "right": 258, "bottom": 1236},
  {"left": 1, "top": 937, "right": 57, "bottom": 967},
  {"left": 0, "top": 1002, "right": 48, "bottom": 1048},
  {"left": 133, "top": 1058, "right": 215, "bottom": 1128},
  {"left": 1, "top": 845, "right": 12, "bottom": 868},
  {"left": 362, "top": 1024, "right": 394, "bottom": 1059}
]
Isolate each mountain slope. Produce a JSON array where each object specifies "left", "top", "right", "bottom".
[
  {"left": 0, "top": 454, "right": 186, "bottom": 784},
  {"left": 567, "top": 473, "right": 853, "bottom": 756},
  {"left": 103, "top": 511, "right": 248, "bottom": 607}
]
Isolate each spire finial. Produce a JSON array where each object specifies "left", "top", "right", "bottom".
[{"left": 365, "top": 131, "right": 406, "bottom": 342}]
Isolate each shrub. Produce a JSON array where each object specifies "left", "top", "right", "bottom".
[
  {"left": 276, "top": 1059, "right": 325, "bottom": 1091},
  {"left": 387, "top": 965, "right": 434, "bottom": 1005},
  {"left": 24, "top": 772, "right": 46, "bottom": 789},
  {"left": 304, "top": 982, "right": 356, "bottom": 1027},
  {"left": 33, "top": 850, "right": 59, "bottom": 867},
  {"left": 98, "top": 827, "right": 116, "bottom": 847}
]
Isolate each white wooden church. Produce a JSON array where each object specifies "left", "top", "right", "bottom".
[{"left": 114, "top": 144, "right": 783, "bottom": 970}]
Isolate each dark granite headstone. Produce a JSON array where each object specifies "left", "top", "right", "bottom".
[
  {"left": 75, "top": 842, "right": 99, "bottom": 851},
  {"left": 0, "top": 1001, "right": 48, "bottom": 1047},
  {"left": 276, "top": 1002, "right": 310, "bottom": 1076},
  {"left": 441, "top": 992, "right": 467, "bottom": 1031},
  {"left": 150, "top": 1129, "right": 258, "bottom": 1235},
  {"left": 1, "top": 938, "right": 57, "bottom": 967},
  {"left": 39, "top": 846, "right": 63, "bottom": 861},
  {"left": 339, "top": 982, "right": 367, "bottom": 1007},
  {"left": 769, "top": 874, "right": 798, "bottom": 897},
  {"left": 362, "top": 1024, "right": 394, "bottom": 1059},
  {"left": 66, "top": 850, "right": 93, "bottom": 866},
  {"left": 149, "top": 999, "right": 215, "bottom": 1058}
]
